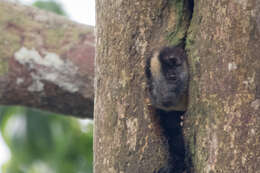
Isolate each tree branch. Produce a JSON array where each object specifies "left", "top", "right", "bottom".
[{"left": 0, "top": 0, "right": 95, "bottom": 118}]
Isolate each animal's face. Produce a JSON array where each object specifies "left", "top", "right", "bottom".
[
  {"left": 159, "top": 46, "right": 186, "bottom": 82},
  {"left": 145, "top": 45, "right": 189, "bottom": 111}
]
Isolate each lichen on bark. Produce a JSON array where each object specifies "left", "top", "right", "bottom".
[{"left": 0, "top": 0, "right": 95, "bottom": 118}]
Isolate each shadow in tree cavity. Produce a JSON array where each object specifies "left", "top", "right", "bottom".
[{"left": 156, "top": 110, "right": 188, "bottom": 173}]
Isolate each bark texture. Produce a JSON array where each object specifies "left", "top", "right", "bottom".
[
  {"left": 95, "top": 0, "right": 260, "bottom": 172},
  {"left": 94, "top": 0, "right": 191, "bottom": 172},
  {"left": 0, "top": 1, "right": 95, "bottom": 118},
  {"left": 184, "top": 0, "right": 260, "bottom": 172}
]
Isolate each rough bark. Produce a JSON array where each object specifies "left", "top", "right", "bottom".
[
  {"left": 95, "top": 0, "right": 260, "bottom": 172},
  {"left": 0, "top": 0, "right": 95, "bottom": 118},
  {"left": 94, "top": 0, "right": 191, "bottom": 172},
  {"left": 184, "top": 0, "right": 260, "bottom": 172}
]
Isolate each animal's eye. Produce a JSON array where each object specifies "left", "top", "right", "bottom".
[
  {"left": 171, "top": 58, "right": 182, "bottom": 66},
  {"left": 169, "top": 58, "right": 177, "bottom": 65}
]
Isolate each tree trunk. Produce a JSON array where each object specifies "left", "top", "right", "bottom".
[
  {"left": 95, "top": 0, "right": 259, "bottom": 173},
  {"left": 94, "top": 0, "right": 191, "bottom": 172},
  {"left": 0, "top": 0, "right": 95, "bottom": 118},
  {"left": 184, "top": 0, "right": 260, "bottom": 172}
]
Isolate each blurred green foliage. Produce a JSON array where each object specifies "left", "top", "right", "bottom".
[
  {"left": 0, "top": 107, "right": 93, "bottom": 173},
  {"left": 33, "top": 0, "right": 67, "bottom": 16},
  {"left": 0, "top": 1, "right": 93, "bottom": 173}
]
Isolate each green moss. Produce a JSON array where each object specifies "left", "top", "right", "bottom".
[
  {"left": 186, "top": 13, "right": 202, "bottom": 48},
  {"left": 45, "top": 29, "right": 66, "bottom": 48},
  {"left": 45, "top": 27, "right": 87, "bottom": 53},
  {"left": 167, "top": 0, "right": 191, "bottom": 46},
  {"left": 0, "top": 59, "right": 8, "bottom": 76}
]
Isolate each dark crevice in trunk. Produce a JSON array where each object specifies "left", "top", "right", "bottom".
[
  {"left": 187, "top": 0, "right": 194, "bottom": 20},
  {"left": 156, "top": 0, "right": 194, "bottom": 172},
  {"left": 157, "top": 110, "right": 186, "bottom": 173},
  {"left": 184, "top": 0, "right": 194, "bottom": 172}
]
